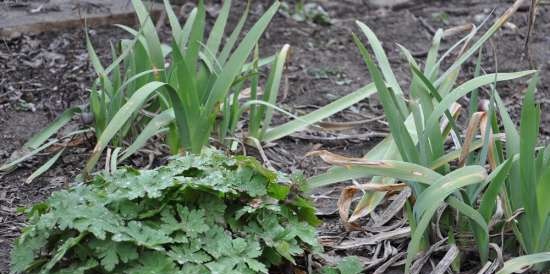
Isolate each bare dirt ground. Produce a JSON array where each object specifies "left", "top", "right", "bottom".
[{"left": 1, "top": 0, "right": 549, "bottom": 272}]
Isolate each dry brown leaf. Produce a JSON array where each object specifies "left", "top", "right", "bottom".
[
  {"left": 331, "top": 227, "right": 411, "bottom": 250},
  {"left": 337, "top": 186, "right": 358, "bottom": 230},
  {"left": 459, "top": 111, "right": 486, "bottom": 167},
  {"left": 479, "top": 112, "right": 497, "bottom": 170},
  {"left": 306, "top": 150, "right": 387, "bottom": 167}
]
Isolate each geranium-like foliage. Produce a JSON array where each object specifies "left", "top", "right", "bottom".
[{"left": 11, "top": 150, "right": 320, "bottom": 274}]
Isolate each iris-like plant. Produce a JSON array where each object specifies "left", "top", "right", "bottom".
[
  {"left": 1, "top": 0, "right": 380, "bottom": 180},
  {"left": 488, "top": 75, "right": 550, "bottom": 272},
  {"left": 306, "top": 0, "right": 547, "bottom": 272}
]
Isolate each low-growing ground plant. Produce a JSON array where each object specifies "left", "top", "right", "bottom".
[
  {"left": 11, "top": 150, "right": 320, "bottom": 274},
  {"left": 320, "top": 256, "right": 363, "bottom": 274}
]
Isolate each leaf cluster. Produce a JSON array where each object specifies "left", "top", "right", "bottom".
[
  {"left": 320, "top": 257, "right": 363, "bottom": 274},
  {"left": 11, "top": 150, "right": 319, "bottom": 274},
  {"left": 307, "top": 0, "right": 550, "bottom": 272}
]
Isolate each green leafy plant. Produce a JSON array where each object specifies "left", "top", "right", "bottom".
[
  {"left": 320, "top": 256, "right": 363, "bottom": 274},
  {"left": 83, "top": 0, "right": 284, "bottom": 174},
  {"left": 490, "top": 75, "right": 550, "bottom": 272},
  {"left": 1, "top": 0, "right": 378, "bottom": 180},
  {"left": 280, "top": 0, "right": 332, "bottom": 26},
  {"left": 84, "top": 0, "right": 377, "bottom": 175},
  {"left": 307, "top": 0, "right": 538, "bottom": 272},
  {"left": 11, "top": 150, "right": 320, "bottom": 274}
]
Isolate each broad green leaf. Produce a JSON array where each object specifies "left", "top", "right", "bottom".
[
  {"left": 496, "top": 253, "right": 550, "bottom": 274},
  {"left": 406, "top": 166, "right": 487, "bottom": 273}
]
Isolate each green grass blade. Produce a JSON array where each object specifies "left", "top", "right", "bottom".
[
  {"left": 353, "top": 33, "right": 419, "bottom": 164},
  {"left": 131, "top": 0, "right": 164, "bottom": 73},
  {"left": 495, "top": 90, "right": 522, "bottom": 210},
  {"left": 218, "top": 1, "right": 250, "bottom": 65},
  {"left": 406, "top": 166, "right": 487, "bottom": 273},
  {"left": 424, "top": 29, "right": 443, "bottom": 80},
  {"left": 163, "top": 0, "right": 183, "bottom": 44},
  {"left": 409, "top": 64, "right": 460, "bottom": 133},
  {"left": 85, "top": 30, "right": 105, "bottom": 74},
  {"left": 414, "top": 166, "right": 487, "bottom": 218},
  {"left": 25, "top": 148, "right": 65, "bottom": 184},
  {"left": 120, "top": 109, "right": 174, "bottom": 161},
  {"left": 410, "top": 100, "right": 429, "bottom": 165},
  {"left": 241, "top": 55, "right": 275, "bottom": 73},
  {"left": 435, "top": 0, "right": 526, "bottom": 86},
  {"left": 84, "top": 81, "right": 166, "bottom": 177},
  {"left": 23, "top": 107, "right": 81, "bottom": 150},
  {"left": 447, "top": 196, "right": 489, "bottom": 263},
  {"left": 248, "top": 46, "right": 261, "bottom": 137},
  {"left": 425, "top": 71, "right": 535, "bottom": 136},
  {"left": 430, "top": 140, "right": 483, "bottom": 170},
  {"left": 355, "top": 21, "right": 407, "bottom": 114},
  {"left": 0, "top": 129, "right": 89, "bottom": 172},
  {"left": 537, "top": 152, "right": 550, "bottom": 224},
  {"left": 180, "top": 8, "right": 197, "bottom": 49},
  {"left": 110, "top": 147, "right": 121, "bottom": 173},
  {"left": 469, "top": 49, "right": 483, "bottom": 119},
  {"left": 206, "top": 0, "right": 231, "bottom": 56},
  {"left": 205, "top": 1, "right": 280, "bottom": 111},
  {"left": 479, "top": 159, "right": 513, "bottom": 221},
  {"left": 262, "top": 83, "right": 377, "bottom": 143},
  {"left": 184, "top": 0, "right": 205, "bottom": 74},
  {"left": 0, "top": 140, "right": 58, "bottom": 172},
  {"left": 519, "top": 75, "right": 541, "bottom": 251},
  {"left": 259, "top": 45, "right": 289, "bottom": 138}
]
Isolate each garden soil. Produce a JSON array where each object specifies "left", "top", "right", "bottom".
[{"left": 1, "top": 0, "right": 549, "bottom": 273}]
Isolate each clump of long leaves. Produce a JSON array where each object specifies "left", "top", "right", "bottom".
[
  {"left": 11, "top": 150, "right": 320, "bottom": 274},
  {"left": 1, "top": 0, "right": 380, "bottom": 181},
  {"left": 83, "top": 0, "right": 285, "bottom": 176},
  {"left": 307, "top": 0, "right": 549, "bottom": 272},
  {"left": 490, "top": 76, "right": 550, "bottom": 272},
  {"left": 84, "top": 0, "right": 382, "bottom": 176}
]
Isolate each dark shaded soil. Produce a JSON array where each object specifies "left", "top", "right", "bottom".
[{"left": 1, "top": 0, "right": 549, "bottom": 273}]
